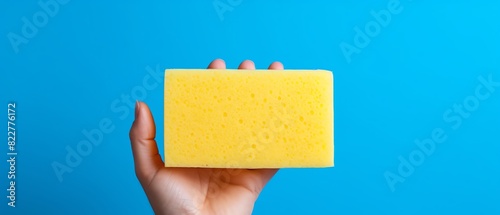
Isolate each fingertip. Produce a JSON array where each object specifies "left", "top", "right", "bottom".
[
  {"left": 208, "top": 59, "right": 226, "bottom": 69},
  {"left": 135, "top": 100, "right": 140, "bottom": 119},
  {"left": 268, "top": 62, "right": 284, "bottom": 70},
  {"left": 129, "top": 101, "right": 163, "bottom": 185},
  {"left": 238, "top": 60, "right": 256, "bottom": 70},
  {"left": 131, "top": 101, "right": 156, "bottom": 141}
]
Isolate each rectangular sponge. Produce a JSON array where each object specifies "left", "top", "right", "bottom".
[{"left": 164, "top": 69, "right": 334, "bottom": 168}]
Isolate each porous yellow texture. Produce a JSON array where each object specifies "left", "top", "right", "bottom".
[{"left": 164, "top": 69, "right": 333, "bottom": 168}]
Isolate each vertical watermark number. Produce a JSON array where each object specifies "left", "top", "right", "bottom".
[{"left": 6, "top": 103, "right": 17, "bottom": 207}]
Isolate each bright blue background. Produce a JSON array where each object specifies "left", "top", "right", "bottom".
[{"left": 1, "top": 1, "right": 499, "bottom": 214}]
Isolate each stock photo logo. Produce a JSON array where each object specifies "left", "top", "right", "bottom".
[
  {"left": 51, "top": 65, "right": 164, "bottom": 182},
  {"left": 339, "top": 0, "right": 417, "bottom": 63},
  {"left": 385, "top": 74, "right": 500, "bottom": 192},
  {"left": 213, "top": 0, "right": 243, "bottom": 21},
  {"left": 206, "top": 104, "right": 293, "bottom": 199},
  {"left": 2, "top": 1, "right": 499, "bottom": 214},
  {"left": 7, "top": 0, "right": 70, "bottom": 54}
]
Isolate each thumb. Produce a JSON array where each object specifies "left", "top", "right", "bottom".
[{"left": 129, "top": 101, "right": 164, "bottom": 186}]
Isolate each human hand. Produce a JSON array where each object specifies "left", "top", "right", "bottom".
[{"left": 129, "top": 59, "right": 283, "bottom": 215}]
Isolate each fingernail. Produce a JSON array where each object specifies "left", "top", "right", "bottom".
[{"left": 135, "top": 101, "right": 140, "bottom": 118}]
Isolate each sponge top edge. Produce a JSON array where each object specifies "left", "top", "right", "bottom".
[{"left": 165, "top": 69, "right": 333, "bottom": 74}]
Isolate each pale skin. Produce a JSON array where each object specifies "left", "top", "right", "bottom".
[{"left": 129, "top": 59, "right": 283, "bottom": 215}]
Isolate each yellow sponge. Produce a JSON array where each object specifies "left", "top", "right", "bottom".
[{"left": 164, "top": 69, "right": 333, "bottom": 168}]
